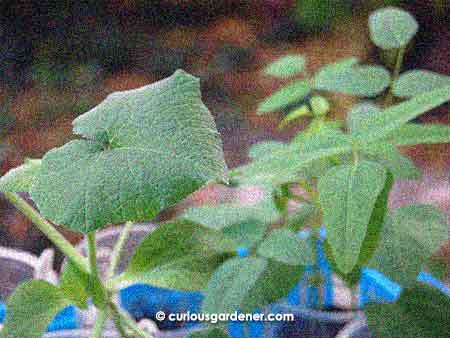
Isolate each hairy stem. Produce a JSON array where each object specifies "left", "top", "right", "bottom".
[
  {"left": 385, "top": 46, "right": 405, "bottom": 106},
  {"left": 3, "top": 192, "right": 89, "bottom": 273},
  {"left": 91, "top": 308, "right": 109, "bottom": 338},
  {"left": 107, "top": 221, "right": 134, "bottom": 279}
]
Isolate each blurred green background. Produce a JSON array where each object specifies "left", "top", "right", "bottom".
[{"left": 0, "top": 0, "right": 448, "bottom": 258}]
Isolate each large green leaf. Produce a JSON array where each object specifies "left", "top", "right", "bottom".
[
  {"left": 29, "top": 70, "right": 227, "bottom": 233},
  {"left": 257, "top": 80, "right": 311, "bottom": 114},
  {"left": 202, "top": 257, "right": 267, "bottom": 314},
  {"left": 365, "top": 285, "right": 450, "bottom": 338},
  {"left": 59, "top": 260, "right": 90, "bottom": 309},
  {"left": 1, "top": 280, "right": 70, "bottom": 338},
  {"left": 393, "top": 70, "right": 450, "bottom": 98},
  {"left": 361, "top": 143, "right": 420, "bottom": 180},
  {"left": 313, "top": 59, "right": 390, "bottom": 97},
  {"left": 263, "top": 55, "right": 306, "bottom": 78},
  {"left": 257, "top": 228, "right": 313, "bottom": 266},
  {"left": 369, "top": 205, "right": 449, "bottom": 287},
  {"left": 235, "top": 129, "right": 353, "bottom": 187},
  {"left": 368, "top": 7, "right": 418, "bottom": 50},
  {"left": 318, "top": 160, "right": 386, "bottom": 273},
  {"left": 248, "top": 140, "right": 287, "bottom": 160},
  {"left": 352, "top": 86, "right": 450, "bottom": 143},
  {"left": 117, "top": 220, "right": 228, "bottom": 290},
  {"left": 0, "top": 159, "right": 41, "bottom": 193}
]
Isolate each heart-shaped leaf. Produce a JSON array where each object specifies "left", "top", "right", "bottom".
[
  {"left": 29, "top": 70, "right": 227, "bottom": 233},
  {"left": 1, "top": 280, "right": 70, "bottom": 338},
  {"left": 0, "top": 159, "right": 41, "bottom": 193},
  {"left": 318, "top": 160, "right": 387, "bottom": 273},
  {"left": 368, "top": 7, "right": 418, "bottom": 50}
]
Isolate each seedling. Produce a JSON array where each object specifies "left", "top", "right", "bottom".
[
  {"left": 181, "top": 6, "right": 450, "bottom": 338},
  {"left": 0, "top": 70, "right": 229, "bottom": 338},
  {"left": 1, "top": 6, "right": 449, "bottom": 338}
]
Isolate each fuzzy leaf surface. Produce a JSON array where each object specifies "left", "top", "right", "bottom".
[
  {"left": 393, "top": 70, "right": 450, "bottom": 97},
  {"left": 264, "top": 55, "right": 306, "bottom": 78},
  {"left": 257, "top": 80, "right": 311, "bottom": 114},
  {"left": 30, "top": 70, "right": 227, "bottom": 233},
  {"left": 0, "top": 159, "right": 41, "bottom": 193}
]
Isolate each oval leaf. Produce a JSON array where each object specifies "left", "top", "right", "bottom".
[
  {"left": 393, "top": 70, "right": 450, "bottom": 98},
  {"left": 369, "top": 205, "right": 449, "bottom": 287},
  {"left": 202, "top": 257, "right": 267, "bottom": 314},
  {"left": 257, "top": 80, "right": 311, "bottom": 114},
  {"left": 365, "top": 285, "right": 450, "bottom": 338},
  {"left": 257, "top": 228, "right": 313, "bottom": 266},
  {"left": 30, "top": 70, "right": 227, "bottom": 233},
  {"left": 264, "top": 55, "right": 306, "bottom": 78},
  {"left": 2, "top": 280, "right": 70, "bottom": 338},
  {"left": 314, "top": 60, "right": 390, "bottom": 97},
  {"left": 318, "top": 160, "right": 387, "bottom": 273},
  {"left": 369, "top": 7, "right": 418, "bottom": 50}
]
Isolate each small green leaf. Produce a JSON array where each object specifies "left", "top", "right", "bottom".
[
  {"left": 387, "top": 123, "right": 450, "bottom": 146},
  {"left": 0, "top": 159, "right": 41, "bottom": 193},
  {"left": 286, "top": 203, "right": 318, "bottom": 232},
  {"left": 249, "top": 140, "right": 288, "bottom": 160},
  {"left": 236, "top": 129, "right": 353, "bottom": 186},
  {"left": 365, "top": 285, "right": 450, "bottom": 338},
  {"left": 393, "top": 70, "right": 450, "bottom": 98},
  {"left": 30, "top": 70, "right": 227, "bottom": 233},
  {"left": 257, "top": 228, "right": 313, "bottom": 266},
  {"left": 362, "top": 143, "right": 421, "bottom": 180},
  {"left": 2, "top": 280, "right": 70, "bottom": 338},
  {"left": 352, "top": 86, "right": 450, "bottom": 143},
  {"left": 202, "top": 257, "right": 267, "bottom": 314},
  {"left": 347, "top": 102, "right": 380, "bottom": 132},
  {"left": 313, "top": 60, "right": 390, "bottom": 97},
  {"left": 118, "top": 220, "right": 229, "bottom": 290},
  {"left": 222, "top": 220, "right": 269, "bottom": 250},
  {"left": 257, "top": 80, "right": 311, "bottom": 114},
  {"left": 318, "top": 160, "right": 387, "bottom": 273},
  {"left": 59, "top": 261, "right": 90, "bottom": 309},
  {"left": 264, "top": 55, "right": 306, "bottom": 78},
  {"left": 189, "top": 327, "right": 230, "bottom": 338},
  {"left": 182, "top": 195, "right": 278, "bottom": 230},
  {"left": 241, "top": 259, "right": 303, "bottom": 312},
  {"left": 368, "top": 6, "right": 418, "bottom": 50},
  {"left": 369, "top": 205, "right": 449, "bottom": 287}
]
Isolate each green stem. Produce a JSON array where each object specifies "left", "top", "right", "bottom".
[
  {"left": 3, "top": 192, "right": 89, "bottom": 273},
  {"left": 91, "top": 308, "right": 109, "bottom": 338},
  {"left": 87, "top": 232, "right": 99, "bottom": 276},
  {"left": 385, "top": 46, "right": 405, "bottom": 107},
  {"left": 107, "top": 221, "right": 134, "bottom": 279},
  {"left": 110, "top": 302, "right": 155, "bottom": 338}
]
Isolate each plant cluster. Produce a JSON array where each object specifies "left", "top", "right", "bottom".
[{"left": 0, "top": 6, "right": 449, "bottom": 338}]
